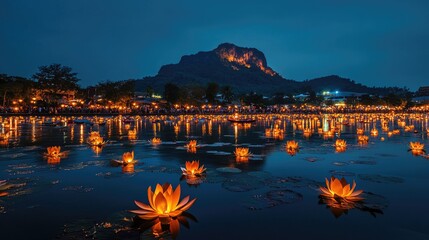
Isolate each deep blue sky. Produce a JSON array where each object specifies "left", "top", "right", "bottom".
[{"left": 1, "top": 0, "right": 428, "bottom": 90}]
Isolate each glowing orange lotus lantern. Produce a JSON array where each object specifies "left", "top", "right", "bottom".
[
  {"left": 130, "top": 183, "right": 196, "bottom": 223},
  {"left": 357, "top": 135, "right": 369, "bottom": 145},
  {"left": 323, "top": 131, "right": 334, "bottom": 139},
  {"left": 88, "top": 131, "right": 105, "bottom": 146},
  {"left": 150, "top": 137, "right": 162, "bottom": 145},
  {"left": 356, "top": 128, "right": 364, "bottom": 135},
  {"left": 320, "top": 176, "right": 363, "bottom": 200},
  {"left": 45, "top": 146, "right": 63, "bottom": 158},
  {"left": 370, "top": 128, "right": 378, "bottom": 136},
  {"left": 185, "top": 140, "right": 197, "bottom": 153},
  {"left": 409, "top": 142, "right": 425, "bottom": 156},
  {"left": 234, "top": 147, "right": 252, "bottom": 162},
  {"left": 128, "top": 130, "right": 137, "bottom": 140},
  {"left": 88, "top": 131, "right": 100, "bottom": 142},
  {"left": 234, "top": 147, "right": 252, "bottom": 158},
  {"left": 286, "top": 140, "right": 299, "bottom": 156},
  {"left": 404, "top": 125, "right": 414, "bottom": 132},
  {"left": 181, "top": 160, "right": 206, "bottom": 176},
  {"left": 335, "top": 139, "right": 347, "bottom": 152},
  {"left": 186, "top": 140, "right": 197, "bottom": 149},
  {"left": 122, "top": 151, "right": 136, "bottom": 165}
]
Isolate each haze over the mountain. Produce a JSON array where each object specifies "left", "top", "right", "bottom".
[{"left": 136, "top": 43, "right": 406, "bottom": 95}]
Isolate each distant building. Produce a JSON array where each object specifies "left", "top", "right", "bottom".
[
  {"left": 322, "top": 91, "right": 367, "bottom": 104},
  {"left": 412, "top": 96, "right": 429, "bottom": 104}
]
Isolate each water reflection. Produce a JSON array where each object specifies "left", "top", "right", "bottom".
[{"left": 132, "top": 212, "right": 198, "bottom": 239}]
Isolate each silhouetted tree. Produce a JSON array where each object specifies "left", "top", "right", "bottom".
[
  {"left": 164, "top": 83, "right": 180, "bottom": 104},
  {"left": 33, "top": 64, "right": 79, "bottom": 91},
  {"left": 205, "top": 82, "right": 219, "bottom": 103},
  {"left": 220, "top": 86, "right": 234, "bottom": 103}
]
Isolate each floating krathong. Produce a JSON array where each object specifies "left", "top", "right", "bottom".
[
  {"left": 128, "top": 129, "right": 137, "bottom": 140},
  {"left": 234, "top": 147, "right": 252, "bottom": 158},
  {"left": 150, "top": 137, "right": 162, "bottom": 145},
  {"left": 181, "top": 160, "right": 206, "bottom": 176},
  {"left": 122, "top": 151, "right": 136, "bottom": 165},
  {"left": 335, "top": 139, "right": 347, "bottom": 152},
  {"left": 357, "top": 135, "right": 369, "bottom": 145},
  {"left": 370, "top": 128, "right": 378, "bottom": 136},
  {"left": 88, "top": 131, "right": 105, "bottom": 146},
  {"left": 45, "top": 146, "right": 64, "bottom": 158},
  {"left": 185, "top": 140, "right": 198, "bottom": 153},
  {"left": 286, "top": 140, "right": 299, "bottom": 156},
  {"left": 130, "top": 183, "right": 196, "bottom": 223},
  {"left": 356, "top": 128, "right": 364, "bottom": 135},
  {"left": 409, "top": 142, "right": 425, "bottom": 156},
  {"left": 320, "top": 176, "right": 363, "bottom": 200}
]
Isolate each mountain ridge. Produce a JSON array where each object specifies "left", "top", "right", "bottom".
[{"left": 136, "top": 43, "right": 407, "bottom": 96}]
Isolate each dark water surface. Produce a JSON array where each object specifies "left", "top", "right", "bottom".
[{"left": 0, "top": 114, "right": 428, "bottom": 239}]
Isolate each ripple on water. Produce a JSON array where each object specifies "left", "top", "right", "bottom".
[
  {"left": 358, "top": 174, "right": 404, "bottom": 184},
  {"left": 245, "top": 189, "right": 303, "bottom": 210}
]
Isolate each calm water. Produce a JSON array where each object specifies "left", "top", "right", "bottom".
[{"left": 0, "top": 114, "right": 429, "bottom": 239}]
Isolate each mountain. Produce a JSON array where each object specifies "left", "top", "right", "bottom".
[
  {"left": 136, "top": 43, "right": 406, "bottom": 96},
  {"left": 136, "top": 43, "right": 299, "bottom": 94}
]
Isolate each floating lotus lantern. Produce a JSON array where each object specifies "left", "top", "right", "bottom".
[
  {"left": 130, "top": 183, "right": 196, "bottom": 223},
  {"left": 185, "top": 140, "right": 198, "bottom": 153},
  {"left": 88, "top": 131, "right": 105, "bottom": 146},
  {"left": 370, "top": 128, "right": 378, "bottom": 136},
  {"left": 409, "top": 142, "right": 425, "bottom": 156},
  {"left": 45, "top": 146, "right": 63, "bottom": 158},
  {"left": 122, "top": 151, "right": 136, "bottom": 165},
  {"left": 323, "top": 130, "right": 334, "bottom": 139},
  {"left": 234, "top": 147, "right": 252, "bottom": 158},
  {"left": 181, "top": 160, "right": 206, "bottom": 176},
  {"left": 356, "top": 128, "right": 364, "bottom": 135},
  {"left": 286, "top": 140, "right": 299, "bottom": 156},
  {"left": 265, "top": 128, "right": 272, "bottom": 137},
  {"left": 335, "top": 139, "right": 347, "bottom": 152},
  {"left": 357, "top": 135, "right": 369, "bottom": 145},
  {"left": 128, "top": 130, "right": 137, "bottom": 140},
  {"left": 320, "top": 176, "right": 363, "bottom": 201},
  {"left": 404, "top": 125, "right": 414, "bottom": 132},
  {"left": 150, "top": 137, "right": 162, "bottom": 145},
  {"left": 234, "top": 147, "right": 252, "bottom": 162}
]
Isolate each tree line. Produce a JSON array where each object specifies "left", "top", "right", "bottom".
[{"left": 0, "top": 63, "right": 417, "bottom": 108}]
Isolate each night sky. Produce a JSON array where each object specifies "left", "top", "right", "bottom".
[{"left": 1, "top": 0, "right": 428, "bottom": 90}]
